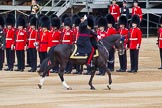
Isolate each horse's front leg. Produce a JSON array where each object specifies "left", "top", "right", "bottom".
[
  {"left": 59, "top": 64, "right": 72, "bottom": 90},
  {"left": 89, "top": 67, "right": 96, "bottom": 90},
  {"left": 105, "top": 68, "right": 112, "bottom": 90},
  {"left": 38, "top": 64, "right": 54, "bottom": 89}
]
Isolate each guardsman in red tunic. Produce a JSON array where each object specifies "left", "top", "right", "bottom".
[
  {"left": 0, "top": 15, "right": 5, "bottom": 71},
  {"left": 97, "top": 17, "right": 107, "bottom": 40},
  {"left": 109, "top": 0, "right": 120, "bottom": 22},
  {"left": 116, "top": 15, "right": 128, "bottom": 72},
  {"left": 37, "top": 16, "right": 51, "bottom": 65},
  {"left": 62, "top": 17, "right": 74, "bottom": 74},
  {"left": 4, "top": 14, "right": 15, "bottom": 71},
  {"left": 96, "top": 16, "right": 108, "bottom": 75},
  {"left": 15, "top": 15, "right": 27, "bottom": 72},
  {"left": 127, "top": 15, "right": 142, "bottom": 73},
  {"left": 106, "top": 14, "right": 117, "bottom": 71},
  {"left": 27, "top": 16, "right": 37, "bottom": 72},
  {"left": 48, "top": 17, "right": 61, "bottom": 48},
  {"left": 157, "top": 16, "right": 162, "bottom": 69},
  {"left": 132, "top": 0, "right": 142, "bottom": 21},
  {"left": 48, "top": 17, "right": 61, "bottom": 73},
  {"left": 62, "top": 17, "right": 74, "bottom": 45}
]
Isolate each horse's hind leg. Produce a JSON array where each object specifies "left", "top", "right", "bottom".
[
  {"left": 58, "top": 64, "right": 72, "bottom": 90},
  {"left": 105, "top": 68, "right": 112, "bottom": 90},
  {"left": 89, "top": 67, "right": 96, "bottom": 90}
]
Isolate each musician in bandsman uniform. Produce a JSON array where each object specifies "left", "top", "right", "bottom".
[
  {"left": 121, "top": 0, "right": 129, "bottom": 19},
  {"left": 106, "top": 14, "right": 117, "bottom": 71},
  {"left": 4, "top": 14, "right": 15, "bottom": 71},
  {"left": 27, "top": 16, "right": 37, "bottom": 72},
  {"left": 0, "top": 15, "right": 5, "bottom": 71},
  {"left": 127, "top": 15, "right": 142, "bottom": 73},
  {"left": 116, "top": 15, "right": 128, "bottom": 72},
  {"left": 132, "top": 0, "right": 142, "bottom": 21},
  {"left": 157, "top": 16, "right": 162, "bottom": 69},
  {"left": 15, "top": 15, "right": 27, "bottom": 72},
  {"left": 109, "top": 0, "right": 120, "bottom": 22},
  {"left": 37, "top": 15, "right": 51, "bottom": 65}
]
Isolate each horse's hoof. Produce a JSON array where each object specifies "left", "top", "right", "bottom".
[
  {"left": 67, "top": 87, "right": 72, "bottom": 90},
  {"left": 107, "top": 85, "right": 111, "bottom": 90},
  {"left": 90, "top": 87, "right": 96, "bottom": 90},
  {"left": 38, "top": 84, "right": 42, "bottom": 89}
]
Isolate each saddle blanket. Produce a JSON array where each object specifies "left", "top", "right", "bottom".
[{"left": 70, "top": 44, "right": 99, "bottom": 59}]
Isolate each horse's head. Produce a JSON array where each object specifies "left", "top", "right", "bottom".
[{"left": 114, "top": 36, "right": 125, "bottom": 55}]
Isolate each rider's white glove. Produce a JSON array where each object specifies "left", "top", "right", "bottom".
[
  {"left": 84, "top": 15, "right": 87, "bottom": 20},
  {"left": 97, "top": 35, "right": 101, "bottom": 40}
]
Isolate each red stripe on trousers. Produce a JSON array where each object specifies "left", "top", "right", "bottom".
[{"left": 87, "top": 47, "right": 95, "bottom": 65}]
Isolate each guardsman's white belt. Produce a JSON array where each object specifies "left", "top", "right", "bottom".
[
  {"left": 16, "top": 40, "right": 24, "bottom": 42},
  {"left": 129, "top": 38, "right": 138, "bottom": 40},
  {"left": 6, "top": 38, "right": 12, "bottom": 40}
]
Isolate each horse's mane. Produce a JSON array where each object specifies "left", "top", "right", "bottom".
[{"left": 102, "top": 34, "right": 120, "bottom": 43}]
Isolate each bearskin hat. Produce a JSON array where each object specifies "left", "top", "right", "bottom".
[
  {"left": 61, "top": 14, "right": 69, "bottom": 23},
  {"left": 0, "top": 15, "right": 4, "bottom": 28},
  {"left": 5, "top": 14, "right": 15, "bottom": 27},
  {"left": 105, "top": 14, "right": 115, "bottom": 26},
  {"left": 95, "top": 15, "right": 101, "bottom": 26},
  {"left": 64, "top": 17, "right": 72, "bottom": 27},
  {"left": 119, "top": 15, "right": 128, "bottom": 27},
  {"left": 38, "top": 14, "right": 45, "bottom": 27},
  {"left": 133, "top": 0, "right": 138, "bottom": 3},
  {"left": 51, "top": 17, "right": 60, "bottom": 29},
  {"left": 17, "top": 15, "right": 26, "bottom": 28},
  {"left": 78, "top": 13, "right": 85, "bottom": 18},
  {"left": 72, "top": 14, "right": 79, "bottom": 25},
  {"left": 30, "top": 16, "right": 37, "bottom": 26},
  {"left": 98, "top": 17, "right": 107, "bottom": 28},
  {"left": 50, "top": 14, "right": 58, "bottom": 22},
  {"left": 74, "top": 17, "right": 81, "bottom": 27},
  {"left": 40, "top": 15, "right": 50, "bottom": 30},
  {"left": 87, "top": 15, "right": 94, "bottom": 29},
  {"left": 28, "top": 14, "right": 35, "bottom": 23},
  {"left": 131, "top": 15, "right": 140, "bottom": 27}
]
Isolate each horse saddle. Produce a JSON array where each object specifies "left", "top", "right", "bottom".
[{"left": 70, "top": 44, "right": 99, "bottom": 59}]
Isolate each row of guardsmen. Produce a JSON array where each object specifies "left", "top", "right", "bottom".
[{"left": 0, "top": 11, "right": 142, "bottom": 74}]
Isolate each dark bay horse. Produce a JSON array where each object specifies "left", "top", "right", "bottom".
[{"left": 37, "top": 34, "right": 124, "bottom": 90}]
